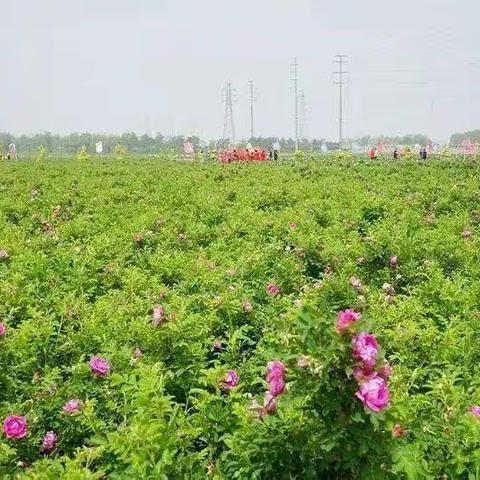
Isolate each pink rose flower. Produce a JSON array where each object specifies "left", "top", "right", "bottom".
[
  {"left": 41, "top": 431, "right": 57, "bottom": 454},
  {"left": 263, "top": 391, "right": 277, "bottom": 413},
  {"left": 389, "top": 256, "right": 398, "bottom": 269},
  {"left": 221, "top": 370, "right": 239, "bottom": 390},
  {"left": 242, "top": 301, "right": 253, "bottom": 313},
  {"left": 352, "top": 367, "right": 377, "bottom": 384},
  {"left": 213, "top": 339, "right": 223, "bottom": 351},
  {"left": 266, "top": 283, "right": 280, "bottom": 297},
  {"left": 3, "top": 415, "right": 27, "bottom": 439},
  {"left": 392, "top": 423, "right": 405, "bottom": 437},
  {"left": 249, "top": 392, "right": 277, "bottom": 420},
  {"left": 352, "top": 332, "right": 378, "bottom": 369},
  {"left": 0, "top": 323, "right": 5, "bottom": 336},
  {"left": 267, "top": 360, "right": 286, "bottom": 397},
  {"left": 89, "top": 356, "right": 111, "bottom": 377},
  {"left": 152, "top": 304, "right": 165, "bottom": 327},
  {"left": 469, "top": 406, "right": 480, "bottom": 417},
  {"left": 62, "top": 399, "right": 81, "bottom": 414},
  {"left": 336, "top": 309, "right": 361, "bottom": 334},
  {"left": 350, "top": 276, "right": 363, "bottom": 292},
  {"left": 355, "top": 376, "right": 390, "bottom": 412},
  {"left": 0, "top": 250, "right": 9, "bottom": 261},
  {"left": 379, "top": 362, "right": 393, "bottom": 379},
  {"left": 288, "top": 222, "right": 297, "bottom": 230}
]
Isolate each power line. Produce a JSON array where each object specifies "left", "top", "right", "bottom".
[
  {"left": 222, "top": 81, "right": 235, "bottom": 145},
  {"left": 333, "top": 54, "right": 349, "bottom": 146}
]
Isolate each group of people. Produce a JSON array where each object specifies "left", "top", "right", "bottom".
[
  {"left": 369, "top": 146, "right": 428, "bottom": 161},
  {"left": 217, "top": 146, "right": 279, "bottom": 164}
]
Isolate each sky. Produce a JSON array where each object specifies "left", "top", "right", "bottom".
[{"left": 2, "top": 0, "right": 479, "bottom": 142}]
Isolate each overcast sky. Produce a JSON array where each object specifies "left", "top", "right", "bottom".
[{"left": 2, "top": 0, "right": 479, "bottom": 142}]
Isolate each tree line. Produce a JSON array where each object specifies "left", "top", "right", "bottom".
[{"left": 0, "top": 130, "right": 475, "bottom": 155}]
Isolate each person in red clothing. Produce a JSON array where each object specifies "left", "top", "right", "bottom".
[{"left": 369, "top": 147, "right": 377, "bottom": 160}]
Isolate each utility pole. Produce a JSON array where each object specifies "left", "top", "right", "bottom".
[
  {"left": 291, "top": 57, "right": 299, "bottom": 151},
  {"left": 333, "top": 55, "right": 349, "bottom": 146},
  {"left": 248, "top": 80, "right": 255, "bottom": 140},
  {"left": 222, "top": 81, "right": 235, "bottom": 145}
]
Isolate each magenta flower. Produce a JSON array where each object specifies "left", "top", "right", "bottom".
[
  {"left": 355, "top": 376, "right": 390, "bottom": 412},
  {"left": 389, "top": 256, "right": 398, "bottom": 269},
  {"left": 221, "top": 370, "right": 239, "bottom": 390},
  {"left": 379, "top": 362, "right": 393, "bottom": 379},
  {"left": 0, "top": 323, "right": 5, "bottom": 336},
  {"left": 41, "top": 431, "right": 57, "bottom": 454},
  {"left": 469, "top": 406, "right": 480, "bottom": 417},
  {"left": 3, "top": 415, "right": 27, "bottom": 439},
  {"left": 352, "top": 367, "right": 377, "bottom": 384},
  {"left": 242, "top": 301, "right": 253, "bottom": 313},
  {"left": 152, "top": 304, "right": 165, "bottom": 327},
  {"left": 267, "top": 360, "right": 286, "bottom": 397},
  {"left": 89, "top": 356, "right": 111, "bottom": 377},
  {"left": 352, "top": 332, "right": 378, "bottom": 369},
  {"left": 62, "top": 399, "right": 81, "bottom": 414},
  {"left": 336, "top": 309, "right": 361, "bottom": 334},
  {"left": 266, "top": 283, "right": 280, "bottom": 297}
]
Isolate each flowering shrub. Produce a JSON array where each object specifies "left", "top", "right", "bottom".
[{"left": 0, "top": 154, "right": 479, "bottom": 477}]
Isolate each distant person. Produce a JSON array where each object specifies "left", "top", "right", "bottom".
[
  {"left": 420, "top": 147, "right": 427, "bottom": 161},
  {"left": 393, "top": 148, "right": 398, "bottom": 160},
  {"left": 369, "top": 147, "right": 377, "bottom": 160},
  {"left": 269, "top": 149, "right": 273, "bottom": 160},
  {"left": 273, "top": 149, "right": 279, "bottom": 161}
]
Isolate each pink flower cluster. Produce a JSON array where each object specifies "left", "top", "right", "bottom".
[
  {"left": 350, "top": 332, "right": 390, "bottom": 412},
  {"left": 469, "top": 406, "right": 480, "bottom": 417},
  {"left": 251, "top": 360, "right": 287, "bottom": 420},
  {"left": 63, "top": 399, "right": 81, "bottom": 414},
  {"left": 336, "top": 309, "right": 361, "bottom": 334},
  {"left": 266, "top": 283, "right": 280, "bottom": 297},
  {"left": 41, "top": 431, "right": 57, "bottom": 454},
  {"left": 90, "top": 356, "right": 111, "bottom": 377},
  {"left": 220, "top": 370, "right": 239, "bottom": 390},
  {"left": 3, "top": 415, "right": 27, "bottom": 439},
  {"left": 336, "top": 308, "right": 390, "bottom": 413},
  {"left": 152, "top": 304, "right": 165, "bottom": 327}
]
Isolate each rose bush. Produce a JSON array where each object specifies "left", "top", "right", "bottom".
[{"left": 0, "top": 154, "right": 478, "bottom": 477}]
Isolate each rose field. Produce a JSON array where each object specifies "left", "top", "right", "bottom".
[{"left": 1, "top": 154, "right": 480, "bottom": 478}]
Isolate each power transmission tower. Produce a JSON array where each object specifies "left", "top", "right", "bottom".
[
  {"left": 299, "top": 89, "right": 308, "bottom": 140},
  {"left": 248, "top": 80, "right": 256, "bottom": 140},
  {"left": 291, "top": 57, "right": 299, "bottom": 151},
  {"left": 333, "top": 55, "right": 349, "bottom": 146},
  {"left": 222, "top": 82, "right": 236, "bottom": 145}
]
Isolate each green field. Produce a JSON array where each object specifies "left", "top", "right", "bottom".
[{"left": 0, "top": 156, "right": 480, "bottom": 478}]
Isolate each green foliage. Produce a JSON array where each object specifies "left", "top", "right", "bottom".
[
  {"left": 113, "top": 144, "right": 129, "bottom": 160},
  {"left": 0, "top": 155, "right": 479, "bottom": 478},
  {"left": 35, "top": 146, "right": 49, "bottom": 163},
  {"left": 76, "top": 146, "right": 90, "bottom": 161}
]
